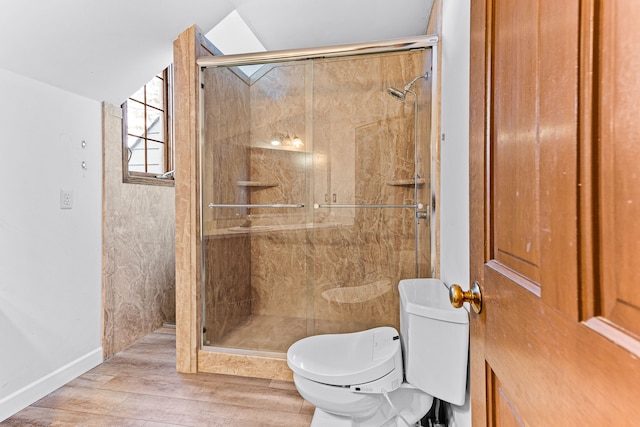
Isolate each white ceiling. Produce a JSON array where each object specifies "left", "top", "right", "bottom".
[{"left": 0, "top": 0, "right": 433, "bottom": 105}]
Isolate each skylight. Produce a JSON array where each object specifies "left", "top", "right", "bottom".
[{"left": 205, "top": 10, "right": 266, "bottom": 77}]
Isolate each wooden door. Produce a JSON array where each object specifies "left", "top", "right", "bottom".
[{"left": 469, "top": 0, "right": 640, "bottom": 425}]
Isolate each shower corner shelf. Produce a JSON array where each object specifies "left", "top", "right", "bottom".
[
  {"left": 236, "top": 180, "right": 279, "bottom": 188},
  {"left": 386, "top": 178, "right": 426, "bottom": 187}
]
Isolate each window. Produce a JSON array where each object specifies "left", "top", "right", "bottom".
[
  {"left": 122, "top": 67, "right": 174, "bottom": 186},
  {"left": 205, "top": 9, "right": 267, "bottom": 78}
]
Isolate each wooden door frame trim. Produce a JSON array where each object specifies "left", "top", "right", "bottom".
[
  {"left": 469, "top": 0, "right": 490, "bottom": 425},
  {"left": 577, "top": 0, "right": 599, "bottom": 321}
]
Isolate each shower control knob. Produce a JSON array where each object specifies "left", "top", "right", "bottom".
[{"left": 449, "top": 282, "right": 482, "bottom": 314}]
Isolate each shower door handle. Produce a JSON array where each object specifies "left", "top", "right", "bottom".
[
  {"left": 416, "top": 210, "right": 429, "bottom": 220},
  {"left": 208, "top": 203, "right": 305, "bottom": 209}
]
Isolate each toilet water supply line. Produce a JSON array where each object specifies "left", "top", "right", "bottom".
[{"left": 382, "top": 391, "right": 414, "bottom": 427}]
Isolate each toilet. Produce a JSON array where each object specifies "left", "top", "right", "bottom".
[{"left": 286, "top": 278, "right": 469, "bottom": 426}]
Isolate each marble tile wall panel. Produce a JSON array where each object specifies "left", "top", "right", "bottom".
[
  {"left": 249, "top": 229, "right": 308, "bottom": 318},
  {"left": 354, "top": 117, "right": 415, "bottom": 205},
  {"left": 102, "top": 103, "right": 176, "bottom": 358},
  {"left": 242, "top": 68, "right": 309, "bottom": 320},
  {"left": 250, "top": 63, "right": 307, "bottom": 149},
  {"left": 203, "top": 235, "right": 251, "bottom": 344},
  {"left": 201, "top": 66, "right": 255, "bottom": 346},
  {"left": 202, "top": 67, "right": 251, "bottom": 226},
  {"left": 310, "top": 225, "right": 400, "bottom": 331},
  {"left": 312, "top": 51, "right": 428, "bottom": 207},
  {"left": 247, "top": 147, "right": 307, "bottom": 221}
]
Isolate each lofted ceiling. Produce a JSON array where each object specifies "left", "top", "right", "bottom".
[{"left": 0, "top": 0, "right": 433, "bottom": 105}]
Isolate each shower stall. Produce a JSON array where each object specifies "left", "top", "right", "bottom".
[{"left": 197, "top": 39, "right": 438, "bottom": 357}]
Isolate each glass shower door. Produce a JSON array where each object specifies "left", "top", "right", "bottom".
[
  {"left": 201, "top": 61, "right": 311, "bottom": 353},
  {"left": 200, "top": 47, "right": 432, "bottom": 354},
  {"left": 308, "top": 51, "right": 431, "bottom": 335}
]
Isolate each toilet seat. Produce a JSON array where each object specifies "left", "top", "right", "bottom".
[{"left": 287, "top": 326, "right": 402, "bottom": 386}]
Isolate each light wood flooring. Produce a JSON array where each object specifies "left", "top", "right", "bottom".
[{"left": 2, "top": 327, "right": 314, "bottom": 426}]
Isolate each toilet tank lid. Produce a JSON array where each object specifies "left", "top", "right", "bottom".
[{"left": 399, "top": 279, "right": 469, "bottom": 324}]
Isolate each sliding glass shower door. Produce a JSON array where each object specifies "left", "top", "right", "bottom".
[{"left": 201, "top": 47, "right": 432, "bottom": 355}]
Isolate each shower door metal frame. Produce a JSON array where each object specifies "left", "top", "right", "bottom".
[{"left": 196, "top": 35, "right": 438, "bottom": 68}]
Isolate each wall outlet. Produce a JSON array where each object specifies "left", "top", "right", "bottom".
[{"left": 60, "top": 189, "right": 73, "bottom": 210}]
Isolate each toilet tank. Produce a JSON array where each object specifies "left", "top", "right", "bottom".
[{"left": 399, "top": 278, "right": 469, "bottom": 406}]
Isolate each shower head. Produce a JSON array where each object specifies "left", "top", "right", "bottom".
[
  {"left": 386, "top": 72, "right": 430, "bottom": 101},
  {"left": 387, "top": 87, "right": 407, "bottom": 100}
]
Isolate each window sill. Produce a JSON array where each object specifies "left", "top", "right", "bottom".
[{"left": 124, "top": 173, "right": 175, "bottom": 187}]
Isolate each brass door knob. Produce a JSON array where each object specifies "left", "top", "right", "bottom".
[{"left": 449, "top": 281, "right": 482, "bottom": 314}]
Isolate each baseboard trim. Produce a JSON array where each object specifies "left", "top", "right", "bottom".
[{"left": 0, "top": 347, "right": 103, "bottom": 421}]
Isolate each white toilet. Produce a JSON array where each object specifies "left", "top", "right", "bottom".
[{"left": 287, "top": 278, "right": 469, "bottom": 426}]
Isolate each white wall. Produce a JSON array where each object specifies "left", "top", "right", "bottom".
[
  {"left": 439, "top": 0, "right": 471, "bottom": 426},
  {"left": 0, "top": 1, "right": 235, "bottom": 106},
  {"left": 0, "top": 68, "right": 103, "bottom": 421}
]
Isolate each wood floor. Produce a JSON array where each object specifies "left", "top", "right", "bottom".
[{"left": 2, "top": 327, "right": 314, "bottom": 426}]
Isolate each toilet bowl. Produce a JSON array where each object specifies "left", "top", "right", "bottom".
[{"left": 286, "top": 278, "right": 469, "bottom": 426}]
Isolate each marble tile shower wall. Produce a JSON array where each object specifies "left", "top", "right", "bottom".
[
  {"left": 203, "top": 66, "right": 252, "bottom": 342},
  {"left": 102, "top": 103, "right": 176, "bottom": 357},
  {"left": 202, "top": 50, "right": 431, "bottom": 344}
]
